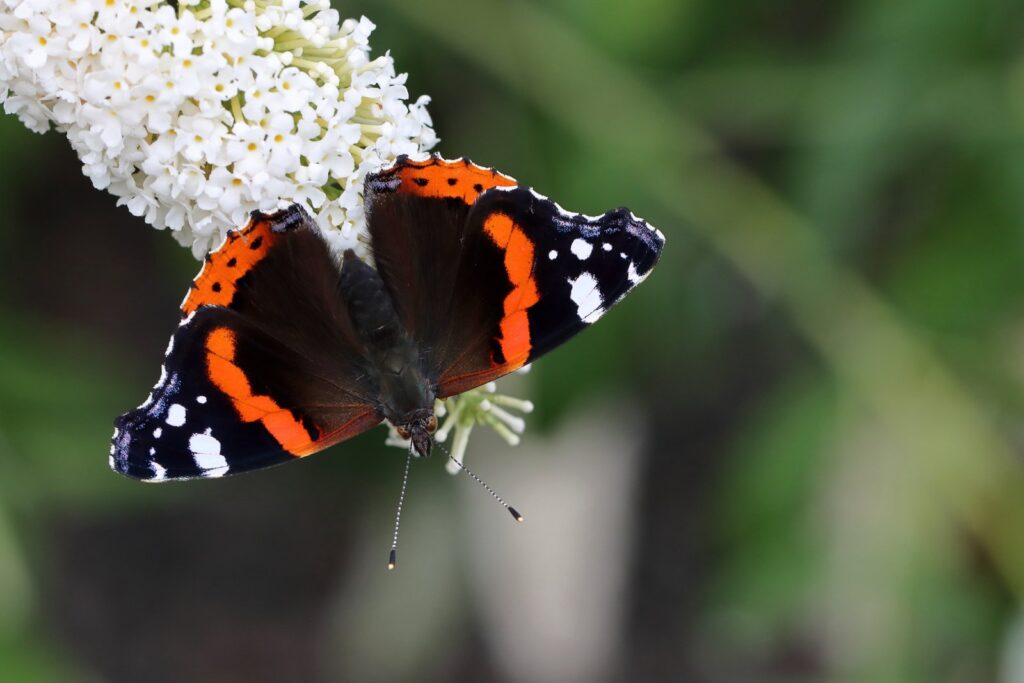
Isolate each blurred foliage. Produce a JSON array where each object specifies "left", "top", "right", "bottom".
[{"left": 1, "top": 0, "right": 1024, "bottom": 680}]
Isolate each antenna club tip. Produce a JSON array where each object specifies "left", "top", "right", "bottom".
[
  {"left": 508, "top": 507, "right": 524, "bottom": 523},
  {"left": 388, "top": 549, "right": 397, "bottom": 570}
]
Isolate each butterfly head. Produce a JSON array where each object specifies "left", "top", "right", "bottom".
[{"left": 394, "top": 410, "right": 438, "bottom": 458}]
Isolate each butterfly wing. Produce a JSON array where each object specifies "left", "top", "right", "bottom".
[
  {"left": 112, "top": 207, "right": 383, "bottom": 481},
  {"left": 364, "top": 155, "right": 665, "bottom": 398}
]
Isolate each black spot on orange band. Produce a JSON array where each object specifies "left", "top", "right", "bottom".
[
  {"left": 181, "top": 216, "right": 281, "bottom": 317},
  {"left": 385, "top": 157, "right": 518, "bottom": 205}
]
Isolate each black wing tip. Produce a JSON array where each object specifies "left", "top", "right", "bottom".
[
  {"left": 476, "top": 185, "right": 666, "bottom": 258},
  {"left": 110, "top": 408, "right": 180, "bottom": 482},
  {"left": 587, "top": 206, "right": 665, "bottom": 248},
  {"left": 108, "top": 425, "right": 194, "bottom": 483},
  {"left": 109, "top": 424, "right": 147, "bottom": 480}
]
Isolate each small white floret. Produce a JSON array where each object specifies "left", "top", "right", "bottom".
[{"left": 0, "top": 0, "right": 438, "bottom": 262}]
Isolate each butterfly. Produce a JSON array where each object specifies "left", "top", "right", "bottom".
[{"left": 110, "top": 155, "right": 664, "bottom": 481}]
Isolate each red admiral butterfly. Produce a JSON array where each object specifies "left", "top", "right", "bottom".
[{"left": 110, "top": 155, "right": 664, "bottom": 481}]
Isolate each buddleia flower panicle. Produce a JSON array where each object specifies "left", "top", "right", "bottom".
[{"left": 0, "top": 0, "right": 437, "bottom": 258}]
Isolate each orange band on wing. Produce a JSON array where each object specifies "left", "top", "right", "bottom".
[
  {"left": 205, "top": 327, "right": 316, "bottom": 456},
  {"left": 181, "top": 216, "right": 282, "bottom": 317},
  {"left": 483, "top": 213, "right": 540, "bottom": 367},
  {"left": 392, "top": 157, "right": 518, "bottom": 204}
]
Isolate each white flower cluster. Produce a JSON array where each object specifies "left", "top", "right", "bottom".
[{"left": 0, "top": 0, "right": 437, "bottom": 257}]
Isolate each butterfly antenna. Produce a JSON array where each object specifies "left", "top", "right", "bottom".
[
  {"left": 435, "top": 441, "right": 524, "bottom": 523},
  {"left": 388, "top": 449, "right": 413, "bottom": 570}
]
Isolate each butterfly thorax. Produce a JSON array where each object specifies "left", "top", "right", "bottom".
[{"left": 340, "top": 250, "right": 436, "bottom": 455}]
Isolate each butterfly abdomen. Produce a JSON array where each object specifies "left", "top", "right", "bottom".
[
  {"left": 338, "top": 249, "right": 435, "bottom": 426},
  {"left": 339, "top": 249, "right": 405, "bottom": 348}
]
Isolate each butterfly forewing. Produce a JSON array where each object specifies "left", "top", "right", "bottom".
[
  {"left": 112, "top": 208, "right": 384, "bottom": 481},
  {"left": 363, "top": 156, "right": 665, "bottom": 398}
]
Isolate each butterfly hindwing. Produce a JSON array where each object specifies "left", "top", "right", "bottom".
[{"left": 112, "top": 207, "right": 384, "bottom": 481}]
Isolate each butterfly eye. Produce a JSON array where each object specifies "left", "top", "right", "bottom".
[
  {"left": 396, "top": 425, "right": 411, "bottom": 440},
  {"left": 426, "top": 415, "right": 437, "bottom": 433}
]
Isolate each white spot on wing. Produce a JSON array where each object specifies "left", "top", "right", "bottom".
[
  {"left": 190, "top": 429, "right": 229, "bottom": 477},
  {"left": 627, "top": 262, "right": 641, "bottom": 285},
  {"left": 150, "top": 461, "right": 167, "bottom": 481},
  {"left": 197, "top": 396, "right": 207, "bottom": 404},
  {"left": 108, "top": 455, "right": 115, "bottom": 470},
  {"left": 548, "top": 250, "right": 558, "bottom": 260},
  {"left": 568, "top": 272, "right": 605, "bottom": 324},
  {"left": 153, "top": 427, "right": 162, "bottom": 439},
  {"left": 570, "top": 239, "right": 593, "bottom": 260},
  {"left": 602, "top": 242, "right": 612, "bottom": 251},
  {"left": 166, "top": 404, "right": 187, "bottom": 427}
]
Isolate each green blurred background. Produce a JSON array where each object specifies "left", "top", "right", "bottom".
[{"left": 3, "top": 0, "right": 1024, "bottom": 680}]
